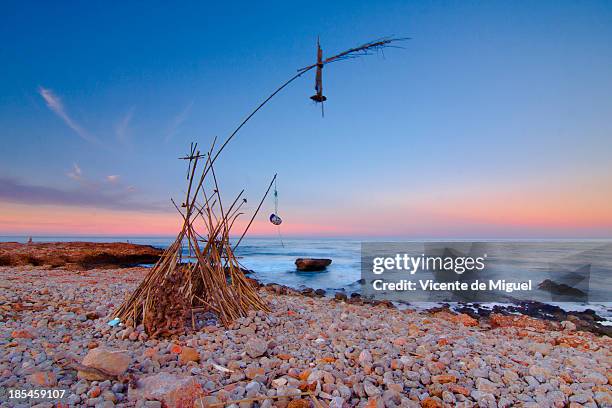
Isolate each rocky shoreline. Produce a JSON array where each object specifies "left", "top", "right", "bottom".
[
  {"left": 267, "top": 282, "right": 612, "bottom": 338},
  {"left": 1, "top": 266, "right": 611, "bottom": 407},
  {"left": 0, "top": 242, "right": 162, "bottom": 270}
]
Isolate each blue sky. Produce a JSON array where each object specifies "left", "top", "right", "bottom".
[{"left": 1, "top": 1, "right": 611, "bottom": 237}]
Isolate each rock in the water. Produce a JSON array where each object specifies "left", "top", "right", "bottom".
[
  {"left": 129, "top": 372, "right": 202, "bottom": 407},
  {"left": 295, "top": 258, "right": 332, "bottom": 271},
  {"left": 78, "top": 348, "right": 131, "bottom": 380}
]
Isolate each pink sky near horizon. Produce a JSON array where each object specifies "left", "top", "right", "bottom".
[{"left": 2, "top": 176, "right": 611, "bottom": 238}]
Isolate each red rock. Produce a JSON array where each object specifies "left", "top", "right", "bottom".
[
  {"left": 433, "top": 311, "right": 478, "bottom": 327},
  {"left": 179, "top": 347, "right": 200, "bottom": 364},
  {"left": 555, "top": 335, "right": 590, "bottom": 349},
  {"left": 288, "top": 400, "right": 310, "bottom": 408},
  {"left": 29, "top": 371, "right": 57, "bottom": 386},
  {"left": 420, "top": 397, "right": 443, "bottom": 408},
  {"left": 170, "top": 344, "right": 182, "bottom": 354},
  {"left": 431, "top": 374, "right": 457, "bottom": 384},
  {"left": 364, "top": 399, "right": 378, "bottom": 408},
  {"left": 448, "top": 384, "right": 470, "bottom": 396},
  {"left": 245, "top": 366, "right": 265, "bottom": 380},
  {"left": 128, "top": 372, "right": 203, "bottom": 407},
  {"left": 489, "top": 314, "right": 549, "bottom": 331},
  {"left": 0, "top": 241, "right": 162, "bottom": 270},
  {"left": 87, "top": 341, "right": 99, "bottom": 349},
  {"left": 78, "top": 347, "right": 131, "bottom": 381},
  {"left": 89, "top": 386, "right": 101, "bottom": 398},
  {"left": 299, "top": 369, "right": 312, "bottom": 381},
  {"left": 11, "top": 329, "right": 34, "bottom": 339}
]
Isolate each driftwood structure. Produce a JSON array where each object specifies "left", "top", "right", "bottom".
[
  {"left": 114, "top": 37, "right": 405, "bottom": 336},
  {"left": 113, "top": 140, "right": 271, "bottom": 336}
]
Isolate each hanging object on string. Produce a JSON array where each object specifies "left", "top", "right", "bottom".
[
  {"left": 269, "top": 179, "right": 282, "bottom": 226},
  {"left": 269, "top": 178, "right": 284, "bottom": 247},
  {"left": 269, "top": 213, "right": 282, "bottom": 225}
]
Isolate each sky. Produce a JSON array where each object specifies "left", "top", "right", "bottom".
[{"left": 0, "top": 1, "right": 611, "bottom": 238}]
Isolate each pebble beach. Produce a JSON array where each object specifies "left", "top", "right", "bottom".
[{"left": 1, "top": 266, "right": 611, "bottom": 408}]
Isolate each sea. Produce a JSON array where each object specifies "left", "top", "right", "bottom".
[{"left": 2, "top": 236, "right": 611, "bottom": 323}]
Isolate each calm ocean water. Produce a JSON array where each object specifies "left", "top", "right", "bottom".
[{"left": 2, "top": 236, "right": 611, "bottom": 321}]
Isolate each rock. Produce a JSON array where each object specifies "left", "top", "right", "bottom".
[
  {"left": 244, "top": 366, "right": 265, "bottom": 380},
  {"left": 502, "top": 369, "right": 519, "bottom": 384},
  {"left": 101, "top": 390, "right": 117, "bottom": 403},
  {"left": 358, "top": 349, "right": 372, "bottom": 365},
  {"left": 420, "top": 397, "right": 443, "bottom": 408},
  {"left": 129, "top": 372, "right": 202, "bottom": 407},
  {"left": 561, "top": 320, "right": 577, "bottom": 331},
  {"left": 334, "top": 292, "right": 348, "bottom": 301},
  {"left": 433, "top": 311, "right": 478, "bottom": 327},
  {"left": 0, "top": 241, "right": 162, "bottom": 269},
  {"left": 195, "top": 396, "right": 220, "bottom": 408},
  {"left": 271, "top": 378, "right": 287, "bottom": 388},
  {"left": 78, "top": 348, "right": 131, "bottom": 381},
  {"left": 431, "top": 374, "right": 457, "bottom": 384},
  {"left": 287, "top": 400, "right": 310, "bottom": 408},
  {"left": 295, "top": 258, "right": 332, "bottom": 271},
  {"left": 245, "top": 381, "right": 261, "bottom": 397},
  {"left": 475, "top": 377, "right": 499, "bottom": 394},
  {"left": 489, "top": 314, "right": 549, "bottom": 330},
  {"left": 595, "top": 391, "right": 612, "bottom": 406},
  {"left": 528, "top": 342, "right": 551, "bottom": 356},
  {"left": 88, "top": 386, "right": 101, "bottom": 398},
  {"left": 245, "top": 338, "right": 268, "bottom": 358},
  {"left": 583, "top": 371, "right": 607, "bottom": 385},
  {"left": 11, "top": 329, "right": 35, "bottom": 339},
  {"left": 179, "top": 347, "right": 200, "bottom": 364},
  {"left": 28, "top": 371, "right": 57, "bottom": 386},
  {"left": 328, "top": 397, "right": 344, "bottom": 408},
  {"left": 363, "top": 381, "right": 380, "bottom": 397}
]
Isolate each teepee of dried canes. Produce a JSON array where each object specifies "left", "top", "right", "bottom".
[{"left": 113, "top": 37, "right": 406, "bottom": 336}]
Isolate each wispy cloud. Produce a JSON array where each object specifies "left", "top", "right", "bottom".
[
  {"left": 0, "top": 176, "right": 170, "bottom": 213},
  {"left": 165, "top": 101, "right": 194, "bottom": 142},
  {"left": 66, "top": 163, "right": 82, "bottom": 181},
  {"left": 116, "top": 107, "right": 134, "bottom": 142},
  {"left": 38, "top": 86, "right": 97, "bottom": 144},
  {"left": 106, "top": 175, "right": 120, "bottom": 183}
]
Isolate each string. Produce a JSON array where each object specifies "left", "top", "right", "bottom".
[{"left": 274, "top": 179, "right": 284, "bottom": 247}]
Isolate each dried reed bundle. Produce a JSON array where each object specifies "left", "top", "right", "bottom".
[{"left": 113, "top": 141, "right": 270, "bottom": 336}]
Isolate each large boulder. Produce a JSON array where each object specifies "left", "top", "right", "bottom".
[
  {"left": 295, "top": 258, "right": 332, "bottom": 271},
  {"left": 78, "top": 348, "right": 131, "bottom": 381},
  {"left": 128, "top": 372, "right": 202, "bottom": 407}
]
